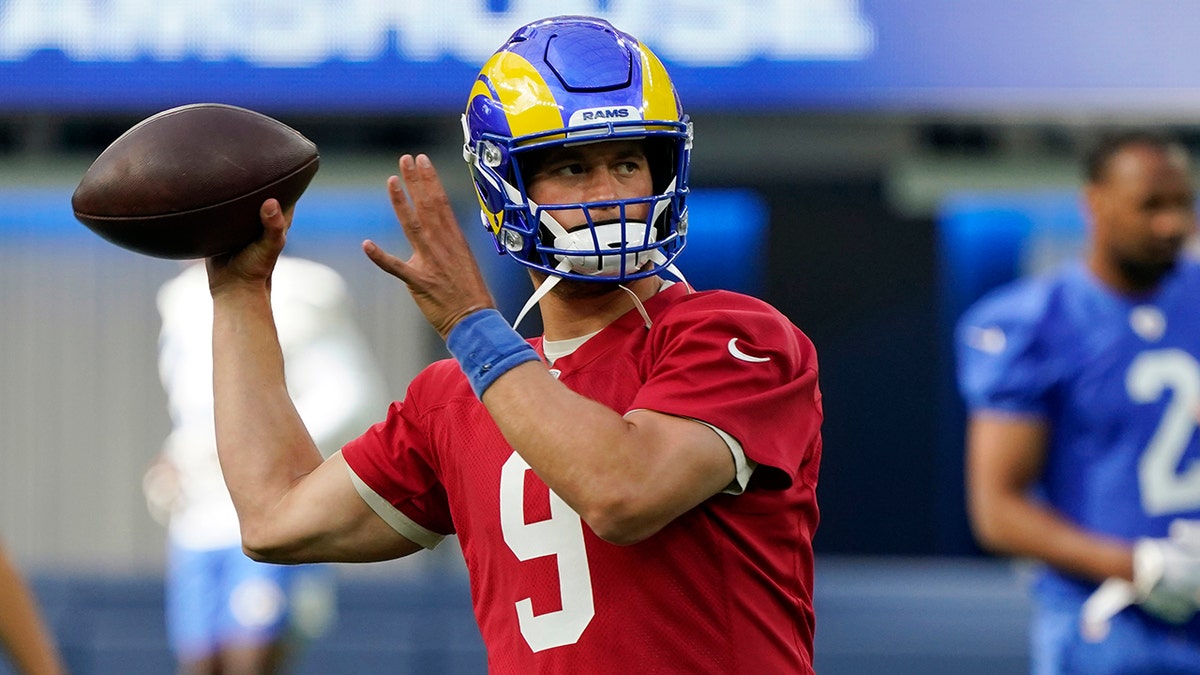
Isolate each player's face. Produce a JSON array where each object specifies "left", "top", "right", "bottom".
[
  {"left": 1089, "top": 144, "right": 1196, "bottom": 288},
  {"left": 523, "top": 140, "right": 654, "bottom": 231}
]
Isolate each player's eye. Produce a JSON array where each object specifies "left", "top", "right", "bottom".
[
  {"left": 615, "top": 157, "right": 648, "bottom": 176},
  {"left": 548, "top": 162, "right": 585, "bottom": 177}
]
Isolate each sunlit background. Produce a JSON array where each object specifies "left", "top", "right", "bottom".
[{"left": 1, "top": 1, "right": 1196, "bottom": 672}]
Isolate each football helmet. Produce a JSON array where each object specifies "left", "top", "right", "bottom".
[{"left": 462, "top": 15, "right": 693, "bottom": 284}]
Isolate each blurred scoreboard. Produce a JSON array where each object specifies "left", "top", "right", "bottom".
[{"left": 2, "top": 0, "right": 1198, "bottom": 115}]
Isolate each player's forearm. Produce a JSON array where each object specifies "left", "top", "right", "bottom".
[
  {"left": 0, "top": 550, "right": 63, "bottom": 675},
  {"left": 972, "top": 491, "right": 1134, "bottom": 583},
  {"left": 481, "top": 361, "right": 707, "bottom": 544},
  {"left": 211, "top": 283, "right": 325, "bottom": 539}
]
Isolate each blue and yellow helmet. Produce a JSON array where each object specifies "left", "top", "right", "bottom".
[{"left": 462, "top": 15, "right": 693, "bottom": 282}]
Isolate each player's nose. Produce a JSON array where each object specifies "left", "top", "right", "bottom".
[
  {"left": 581, "top": 168, "right": 622, "bottom": 204},
  {"left": 1152, "top": 208, "right": 1196, "bottom": 243}
]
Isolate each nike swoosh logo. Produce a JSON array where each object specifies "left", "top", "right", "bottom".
[{"left": 728, "top": 338, "right": 770, "bottom": 363}]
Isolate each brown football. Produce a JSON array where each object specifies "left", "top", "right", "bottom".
[{"left": 71, "top": 103, "right": 319, "bottom": 259}]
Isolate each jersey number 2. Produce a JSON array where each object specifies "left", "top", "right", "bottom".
[
  {"left": 499, "top": 452, "right": 595, "bottom": 652},
  {"left": 1127, "top": 348, "right": 1200, "bottom": 515}
]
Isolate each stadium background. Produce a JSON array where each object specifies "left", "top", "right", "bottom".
[{"left": 0, "top": 1, "right": 1191, "bottom": 672}]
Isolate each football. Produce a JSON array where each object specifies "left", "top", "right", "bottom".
[{"left": 71, "top": 103, "right": 320, "bottom": 259}]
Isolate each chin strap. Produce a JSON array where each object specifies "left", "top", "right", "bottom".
[
  {"left": 513, "top": 260, "right": 572, "bottom": 331},
  {"left": 616, "top": 284, "right": 654, "bottom": 329},
  {"left": 511, "top": 253, "right": 691, "bottom": 333}
]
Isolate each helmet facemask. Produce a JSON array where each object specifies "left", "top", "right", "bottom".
[{"left": 466, "top": 121, "right": 692, "bottom": 283}]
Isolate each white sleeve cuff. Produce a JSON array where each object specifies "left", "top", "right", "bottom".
[
  {"left": 693, "top": 420, "right": 757, "bottom": 495},
  {"left": 342, "top": 454, "right": 446, "bottom": 550}
]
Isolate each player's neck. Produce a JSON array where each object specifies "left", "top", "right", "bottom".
[{"left": 535, "top": 274, "right": 664, "bottom": 341}]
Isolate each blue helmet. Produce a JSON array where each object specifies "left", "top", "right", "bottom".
[{"left": 462, "top": 16, "right": 693, "bottom": 283}]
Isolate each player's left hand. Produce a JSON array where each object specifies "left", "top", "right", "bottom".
[
  {"left": 206, "top": 198, "right": 292, "bottom": 295},
  {"left": 363, "top": 154, "right": 496, "bottom": 339}
]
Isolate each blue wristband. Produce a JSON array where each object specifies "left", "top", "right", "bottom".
[{"left": 446, "top": 309, "right": 541, "bottom": 398}]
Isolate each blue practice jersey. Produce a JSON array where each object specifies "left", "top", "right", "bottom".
[{"left": 957, "top": 259, "right": 1200, "bottom": 610}]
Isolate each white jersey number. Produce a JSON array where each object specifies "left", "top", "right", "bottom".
[
  {"left": 1127, "top": 348, "right": 1200, "bottom": 515},
  {"left": 499, "top": 452, "right": 595, "bottom": 652}
]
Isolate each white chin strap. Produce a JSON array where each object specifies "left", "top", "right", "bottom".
[
  {"left": 513, "top": 259, "right": 572, "bottom": 331},
  {"left": 511, "top": 252, "right": 690, "bottom": 332}
]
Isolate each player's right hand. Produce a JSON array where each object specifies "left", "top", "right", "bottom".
[
  {"left": 1132, "top": 519, "right": 1200, "bottom": 624},
  {"left": 207, "top": 199, "right": 292, "bottom": 297}
]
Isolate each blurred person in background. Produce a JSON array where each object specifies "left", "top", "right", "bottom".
[
  {"left": 144, "top": 257, "right": 385, "bottom": 675},
  {"left": 202, "top": 15, "right": 822, "bottom": 674},
  {"left": 957, "top": 130, "right": 1200, "bottom": 673},
  {"left": 0, "top": 540, "right": 66, "bottom": 675}
]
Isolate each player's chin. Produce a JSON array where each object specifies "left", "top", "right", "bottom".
[
  {"left": 1146, "top": 242, "right": 1184, "bottom": 269},
  {"left": 1119, "top": 256, "right": 1178, "bottom": 288},
  {"left": 551, "top": 265, "right": 657, "bottom": 298},
  {"left": 548, "top": 277, "right": 622, "bottom": 300}
]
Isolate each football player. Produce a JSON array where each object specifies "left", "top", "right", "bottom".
[
  {"left": 206, "top": 16, "right": 822, "bottom": 673},
  {"left": 957, "top": 131, "right": 1200, "bottom": 673}
]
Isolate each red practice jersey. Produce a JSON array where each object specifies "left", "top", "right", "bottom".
[{"left": 343, "top": 284, "right": 822, "bottom": 673}]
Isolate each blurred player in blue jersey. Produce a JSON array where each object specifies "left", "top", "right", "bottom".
[{"left": 957, "top": 130, "right": 1200, "bottom": 674}]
